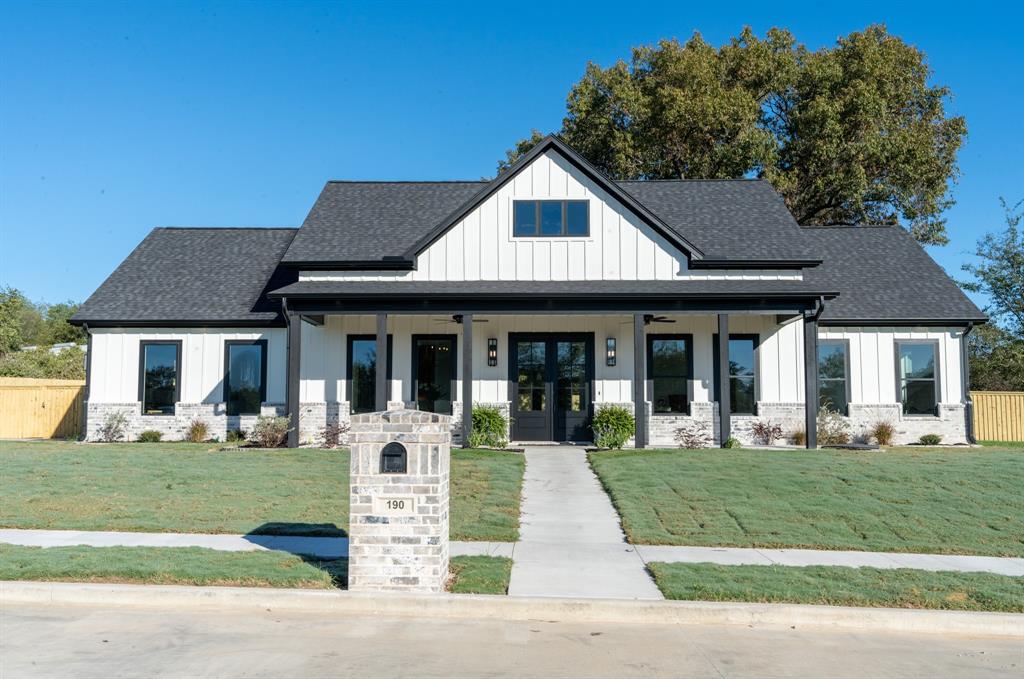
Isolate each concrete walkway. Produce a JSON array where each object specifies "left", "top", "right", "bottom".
[{"left": 507, "top": 446, "right": 663, "bottom": 599}]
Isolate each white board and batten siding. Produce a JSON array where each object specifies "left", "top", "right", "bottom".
[
  {"left": 299, "top": 151, "right": 801, "bottom": 284},
  {"left": 88, "top": 328, "right": 286, "bottom": 404}
]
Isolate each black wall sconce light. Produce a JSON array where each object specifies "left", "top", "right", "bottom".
[
  {"left": 606, "top": 337, "right": 616, "bottom": 366},
  {"left": 487, "top": 338, "right": 498, "bottom": 366}
]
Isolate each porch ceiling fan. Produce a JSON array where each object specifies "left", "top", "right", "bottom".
[
  {"left": 433, "top": 314, "right": 490, "bottom": 325},
  {"left": 618, "top": 315, "right": 677, "bottom": 326}
]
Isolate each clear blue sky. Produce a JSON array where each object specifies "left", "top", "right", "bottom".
[{"left": 2, "top": 1, "right": 1021, "bottom": 309}]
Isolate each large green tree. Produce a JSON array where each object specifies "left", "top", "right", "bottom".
[{"left": 501, "top": 25, "right": 966, "bottom": 244}]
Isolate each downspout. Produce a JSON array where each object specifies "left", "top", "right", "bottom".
[
  {"left": 81, "top": 323, "right": 91, "bottom": 441},
  {"left": 961, "top": 323, "right": 976, "bottom": 444}
]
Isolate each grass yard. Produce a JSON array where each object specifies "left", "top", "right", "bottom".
[
  {"left": 589, "top": 447, "right": 1024, "bottom": 556},
  {"left": 0, "top": 544, "right": 512, "bottom": 593},
  {"left": 647, "top": 562, "right": 1024, "bottom": 612},
  {"left": 0, "top": 441, "right": 523, "bottom": 541}
]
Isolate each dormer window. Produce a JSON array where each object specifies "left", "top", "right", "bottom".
[{"left": 513, "top": 200, "right": 589, "bottom": 237}]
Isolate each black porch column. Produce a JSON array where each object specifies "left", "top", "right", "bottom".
[
  {"left": 462, "top": 314, "right": 473, "bottom": 447},
  {"left": 375, "top": 313, "right": 388, "bottom": 412},
  {"left": 803, "top": 313, "right": 819, "bottom": 449},
  {"left": 717, "top": 314, "right": 731, "bottom": 447},
  {"left": 633, "top": 313, "right": 647, "bottom": 449},
  {"left": 286, "top": 310, "right": 301, "bottom": 448}
]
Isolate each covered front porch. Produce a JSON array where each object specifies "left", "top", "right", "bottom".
[{"left": 278, "top": 290, "right": 831, "bottom": 449}]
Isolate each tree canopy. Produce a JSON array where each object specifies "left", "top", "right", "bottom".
[
  {"left": 0, "top": 287, "right": 86, "bottom": 379},
  {"left": 500, "top": 25, "right": 966, "bottom": 245}
]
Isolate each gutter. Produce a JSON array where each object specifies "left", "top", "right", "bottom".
[
  {"left": 81, "top": 323, "right": 91, "bottom": 441},
  {"left": 961, "top": 323, "right": 976, "bottom": 444}
]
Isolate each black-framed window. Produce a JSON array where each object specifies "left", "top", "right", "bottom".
[
  {"left": 818, "top": 340, "right": 850, "bottom": 414},
  {"left": 138, "top": 340, "right": 181, "bottom": 415},
  {"left": 513, "top": 200, "right": 589, "bottom": 237},
  {"left": 224, "top": 340, "right": 267, "bottom": 416},
  {"left": 713, "top": 334, "right": 758, "bottom": 415},
  {"left": 896, "top": 341, "right": 939, "bottom": 416},
  {"left": 647, "top": 334, "right": 693, "bottom": 415},
  {"left": 412, "top": 334, "right": 457, "bottom": 415},
  {"left": 347, "top": 334, "right": 393, "bottom": 415}
]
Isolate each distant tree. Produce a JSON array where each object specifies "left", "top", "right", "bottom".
[
  {"left": 0, "top": 288, "right": 29, "bottom": 355},
  {"left": 42, "top": 301, "right": 86, "bottom": 345},
  {"left": 968, "top": 324, "right": 1024, "bottom": 392},
  {"left": 0, "top": 287, "right": 85, "bottom": 357},
  {"left": 0, "top": 346, "right": 86, "bottom": 380},
  {"left": 501, "top": 25, "right": 966, "bottom": 244},
  {"left": 962, "top": 199, "right": 1024, "bottom": 337}
]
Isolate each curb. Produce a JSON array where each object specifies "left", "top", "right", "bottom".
[{"left": 3, "top": 581, "right": 1022, "bottom": 637}]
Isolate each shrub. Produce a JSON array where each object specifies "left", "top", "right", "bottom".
[
  {"left": 750, "top": 420, "right": 784, "bottom": 446},
  {"left": 817, "top": 406, "right": 851, "bottom": 446},
  {"left": 790, "top": 428, "right": 806, "bottom": 446},
  {"left": 184, "top": 418, "right": 209, "bottom": 443},
  {"left": 674, "top": 421, "right": 711, "bottom": 449},
  {"left": 723, "top": 437, "right": 742, "bottom": 449},
  {"left": 319, "top": 422, "right": 350, "bottom": 449},
  {"left": 592, "top": 405, "right": 635, "bottom": 449},
  {"left": 919, "top": 433, "right": 943, "bottom": 446},
  {"left": 226, "top": 428, "right": 246, "bottom": 444},
  {"left": 96, "top": 410, "right": 129, "bottom": 443},
  {"left": 249, "top": 415, "right": 291, "bottom": 448},
  {"left": 869, "top": 421, "right": 895, "bottom": 446},
  {"left": 469, "top": 405, "right": 509, "bottom": 448},
  {"left": 137, "top": 430, "right": 163, "bottom": 443}
]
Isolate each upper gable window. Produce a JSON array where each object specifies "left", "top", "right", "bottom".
[{"left": 513, "top": 200, "right": 589, "bottom": 237}]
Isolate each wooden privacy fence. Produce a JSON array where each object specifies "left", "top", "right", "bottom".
[
  {"left": 0, "top": 378, "right": 86, "bottom": 439},
  {"left": 972, "top": 391, "right": 1024, "bottom": 442}
]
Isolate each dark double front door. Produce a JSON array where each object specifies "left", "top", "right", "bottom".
[{"left": 510, "top": 333, "right": 593, "bottom": 442}]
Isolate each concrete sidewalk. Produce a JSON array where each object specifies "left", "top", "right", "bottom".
[{"left": 507, "top": 446, "right": 663, "bottom": 599}]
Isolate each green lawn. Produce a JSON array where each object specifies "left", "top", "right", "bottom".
[
  {"left": 0, "top": 544, "right": 512, "bottom": 593},
  {"left": 590, "top": 447, "right": 1024, "bottom": 556},
  {"left": 0, "top": 441, "right": 523, "bottom": 541},
  {"left": 647, "top": 562, "right": 1024, "bottom": 612}
]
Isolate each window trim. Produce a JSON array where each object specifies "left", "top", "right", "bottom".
[
  {"left": 512, "top": 199, "right": 590, "bottom": 237},
  {"left": 894, "top": 339, "right": 941, "bottom": 417},
  {"left": 712, "top": 333, "right": 760, "bottom": 416},
  {"left": 223, "top": 339, "right": 268, "bottom": 416},
  {"left": 137, "top": 340, "right": 182, "bottom": 416},
  {"left": 817, "top": 338, "right": 851, "bottom": 415},
  {"left": 410, "top": 333, "right": 458, "bottom": 415},
  {"left": 646, "top": 333, "right": 694, "bottom": 416},
  {"left": 346, "top": 334, "right": 393, "bottom": 414}
]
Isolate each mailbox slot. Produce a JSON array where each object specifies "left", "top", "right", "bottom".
[{"left": 380, "top": 442, "right": 408, "bottom": 474}]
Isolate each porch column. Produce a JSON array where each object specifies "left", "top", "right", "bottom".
[
  {"left": 462, "top": 314, "right": 473, "bottom": 447},
  {"left": 633, "top": 313, "right": 647, "bottom": 449},
  {"left": 717, "top": 314, "right": 731, "bottom": 447},
  {"left": 803, "top": 313, "right": 819, "bottom": 449},
  {"left": 286, "top": 310, "right": 301, "bottom": 448},
  {"left": 375, "top": 313, "right": 387, "bottom": 412}
]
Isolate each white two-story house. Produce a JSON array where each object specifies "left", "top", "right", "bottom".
[{"left": 72, "top": 136, "right": 986, "bottom": 448}]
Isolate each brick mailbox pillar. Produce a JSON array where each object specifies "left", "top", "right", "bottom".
[{"left": 348, "top": 409, "right": 451, "bottom": 593}]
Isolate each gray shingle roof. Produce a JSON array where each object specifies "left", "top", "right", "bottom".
[{"left": 72, "top": 228, "right": 298, "bottom": 325}]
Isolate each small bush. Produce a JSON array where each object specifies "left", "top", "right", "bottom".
[
  {"left": 723, "top": 437, "right": 742, "bottom": 449},
  {"left": 320, "top": 422, "right": 350, "bottom": 449},
  {"left": 869, "top": 421, "right": 896, "bottom": 446},
  {"left": 674, "top": 421, "right": 711, "bottom": 449},
  {"left": 817, "top": 406, "right": 851, "bottom": 446},
  {"left": 137, "top": 430, "right": 163, "bottom": 443},
  {"left": 592, "top": 405, "right": 635, "bottom": 449},
  {"left": 184, "top": 418, "right": 209, "bottom": 443},
  {"left": 470, "top": 405, "right": 509, "bottom": 448},
  {"left": 919, "top": 433, "right": 943, "bottom": 446},
  {"left": 226, "top": 429, "right": 246, "bottom": 444},
  {"left": 790, "top": 428, "right": 806, "bottom": 446},
  {"left": 97, "top": 410, "right": 129, "bottom": 443},
  {"left": 249, "top": 415, "right": 291, "bottom": 448},
  {"left": 750, "top": 420, "right": 784, "bottom": 446}
]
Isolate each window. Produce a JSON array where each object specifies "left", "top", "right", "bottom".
[
  {"left": 647, "top": 335, "right": 693, "bottom": 414},
  {"left": 818, "top": 340, "right": 849, "bottom": 414},
  {"left": 897, "top": 341, "right": 939, "bottom": 415},
  {"left": 224, "top": 340, "right": 267, "bottom": 416},
  {"left": 139, "top": 341, "right": 181, "bottom": 415},
  {"left": 412, "top": 335, "right": 456, "bottom": 415},
  {"left": 713, "top": 334, "right": 758, "bottom": 415},
  {"left": 513, "top": 200, "right": 589, "bottom": 237},
  {"left": 347, "top": 335, "right": 393, "bottom": 414}
]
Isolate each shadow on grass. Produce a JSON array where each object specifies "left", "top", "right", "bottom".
[
  {"left": 246, "top": 522, "right": 347, "bottom": 538},
  {"left": 300, "top": 555, "right": 348, "bottom": 589}
]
